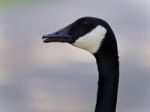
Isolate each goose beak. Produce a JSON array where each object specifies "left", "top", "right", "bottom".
[{"left": 42, "top": 25, "right": 72, "bottom": 43}]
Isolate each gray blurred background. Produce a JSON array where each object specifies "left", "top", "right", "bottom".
[{"left": 0, "top": 0, "right": 150, "bottom": 112}]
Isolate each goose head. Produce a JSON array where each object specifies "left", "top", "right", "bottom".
[{"left": 42, "top": 17, "right": 115, "bottom": 54}]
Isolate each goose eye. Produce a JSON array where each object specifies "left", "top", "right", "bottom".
[{"left": 80, "top": 21, "right": 91, "bottom": 27}]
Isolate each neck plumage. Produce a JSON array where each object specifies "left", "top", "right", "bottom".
[{"left": 94, "top": 30, "right": 119, "bottom": 112}]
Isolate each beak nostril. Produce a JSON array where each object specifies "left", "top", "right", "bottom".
[
  {"left": 56, "top": 30, "right": 64, "bottom": 34},
  {"left": 55, "top": 32, "right": 60, "bottom": 34}
]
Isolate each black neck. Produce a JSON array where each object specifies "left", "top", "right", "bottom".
[{"left": 94, "top": 30, "right": 119, "bottom": 112}]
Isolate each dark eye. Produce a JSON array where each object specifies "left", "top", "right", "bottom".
[
  {"left": 80, "top": 21, "right": 91, "bottom": 28},
  {"left": 69, "top": 20, "right": 94, "bottom": 38}
]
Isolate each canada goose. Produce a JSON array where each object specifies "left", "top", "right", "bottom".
[{"left": 42, "top": 17, "right": 119, "bottom": 112}]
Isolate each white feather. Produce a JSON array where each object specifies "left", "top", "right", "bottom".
[{"left": 73, "top": 25, "right": 107, "bottom": 54}]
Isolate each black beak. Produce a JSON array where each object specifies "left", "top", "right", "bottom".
[{"left": 42, "top": 25, "right": 72, "bottom": 43}]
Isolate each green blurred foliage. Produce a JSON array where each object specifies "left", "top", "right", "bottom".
[{"left": 0, "top": 0, "right": 52, "bottom": 9}]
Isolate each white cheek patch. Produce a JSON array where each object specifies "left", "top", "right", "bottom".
[{"left": 73, "top": 25, "right": 107, "bottom": 54}]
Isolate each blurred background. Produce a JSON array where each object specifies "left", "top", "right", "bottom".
[{"left": 0, "top": 0, "right": 150, "bottom": 112}]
